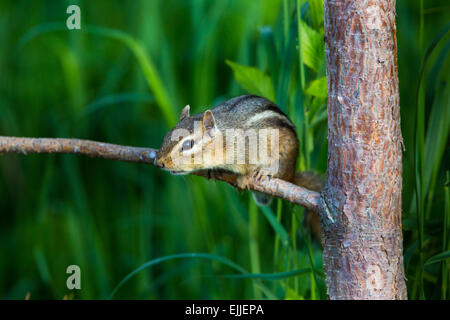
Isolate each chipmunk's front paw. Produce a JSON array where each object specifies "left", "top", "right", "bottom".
[
  {"left": 236, "top": 175, "right": 251, "bottom": 190},
  {"left": 252, "top": 169, "right": 274, "bottom": 183}
]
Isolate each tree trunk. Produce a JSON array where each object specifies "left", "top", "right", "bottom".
[{"left": 321, "top": 0, "right": 407, "bottom": 299}]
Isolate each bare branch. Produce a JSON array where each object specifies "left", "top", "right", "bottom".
[
  {"left": 0, "top": 136, "right": 157, "bottom": 164},
  {"left": 0, "top": 136, "right": 321, "bottom": 211},
  {"left": 247, "top": 177, "right": 320, "bottom": 211}
]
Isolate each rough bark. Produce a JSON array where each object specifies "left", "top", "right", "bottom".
[{"left": 321, "top": 0, "right": 407, "bottom": 299}]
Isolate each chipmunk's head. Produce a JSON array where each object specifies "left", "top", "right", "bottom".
[{"left": 156, "top": 105, "right": 222, "bottom": 175}]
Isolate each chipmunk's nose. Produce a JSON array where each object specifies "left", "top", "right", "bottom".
[{"left": 155, "top": 158, "right": 165, "bottom": 169}]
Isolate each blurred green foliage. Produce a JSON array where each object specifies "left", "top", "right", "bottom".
[{"left": 0, "top": 0, "right": 449, "bottom": 299}]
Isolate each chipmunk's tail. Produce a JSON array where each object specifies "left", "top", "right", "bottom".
[{"left": 293, "top": 171, "right": 324, "bottom": 192}]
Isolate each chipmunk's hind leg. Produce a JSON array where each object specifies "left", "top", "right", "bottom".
[{"left": 250, "top": 167, "right": 275, "bottom": 206}]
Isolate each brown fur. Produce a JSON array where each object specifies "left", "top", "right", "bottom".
[
  {"left": 156, "top": 95, "right": 299, "bottom": 188},
  {"left": 156, "top": 95, "right": 323, "bottom": 213}
]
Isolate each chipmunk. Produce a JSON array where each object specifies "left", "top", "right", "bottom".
[{"left": 155, "top": 94, "right": 322, "bottom": 208}]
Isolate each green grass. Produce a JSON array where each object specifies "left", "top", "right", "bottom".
[{"left": 0, "top": 0, "right": 449, "bottom": 300}]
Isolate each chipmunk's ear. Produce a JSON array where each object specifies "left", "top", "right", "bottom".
[
  {"left": 202, "top": 110, "right": 216, "bottom": 136},
  {"left": 179, "top": 105, "right": 190, "bottom": 121}
]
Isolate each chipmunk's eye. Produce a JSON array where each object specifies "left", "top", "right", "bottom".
[{"left": 181, "top": 139, "right": 194, "bottom": 151}]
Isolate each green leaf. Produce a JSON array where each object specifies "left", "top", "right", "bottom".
[
  {"left": 218, "top": 268, "right": 312, "bottom": 280},
  {"left": 305, "top": 77, "right": 327, "bottom": 97},
  {"left": 308, "top": 0, "right": 324, "bottom": 30},
  {"left": 260, "top": 206, "right": 289, "bottom": 247},
  {"left": 259, "top": 26, "right": 279, "bottom": 86},
  {"left": 424, "top": 42, "right": 450, "bottom": 214},
  {"left": 86, "top": 26, "right": 178, "bottom": 126},
  {"left": 284, "top": 286, "right": 304, "bottom": 300},
  {"left": 425, "top": 250, "right": 450, "bottom": 266},
  {"left": 84, "top": 92, "right": 154, "bottom": 115},
  {"left": 226, "top": 60, "right": 275, "bottom": 101},
  {"left": 111, "top": 253, "right": 247, "bottom": 298},
  {"left": 18, "top": 23, "right": 178, "bottom": 126},
  {"left": 276, "top": 20, "right": 298, "bottom": 111},
  {"left": 299, "top": 20, "right": 323, "bottom": 72}
]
